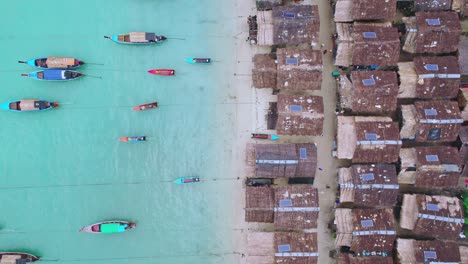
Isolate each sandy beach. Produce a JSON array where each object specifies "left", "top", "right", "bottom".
[{"left": 228, "top": 0, "right": 339, "bottom": 263}]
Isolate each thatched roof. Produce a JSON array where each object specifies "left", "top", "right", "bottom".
[
  {"left": 336, "top": 116, "right": 401, "bottom": 163},
  {"left": 338, "top": 74, "right": 353, "bottom": 110},
  {"left": 335, "top": 208, "right": 396, "bottom": 255},
  {"left": 339, "top": 164, "right": 398, "bottom": 207},
  {"left": 459, "top": 126, "right": 468, "bottom": 164},
  {"left": 334, "top": 0, "right": 396, "bottom": 22},
  {"left": 257, "top": 5, "right": 320, "bottom": 46},
  {"left": 398, "top": 146, "right": 460, "bottom": 188},
  {"left": 406, "top": 12, "right": 461, "bottom": 54},
  {"left": 349, "top": 71, "right": 398, "bottom": 114},
  {"left": 256, "top": 0, "right": 282, "bottom": 10},
  {"left": 276, "top": 94, "right": 324, "bottom": 136},
  {"left": 252, "top": 54, "right": 277, "bottom": 88},
  {"left": 398, "top": 56, "right": 460, "bottom": 99},
  {"left": 400, "top": 194, "right": 464, "bottom": 239},
  {"left": 273, "top": 185, "right": 319, "bottom": 229},
  {"left": 413, "top": 56, "right": 460, "bottom": 98},
  {"left": 337, "top": 254, "right": 393, "bottom": 264},
  {"left": 245, "top": 187, "right": 274, "bottom": 223},
  {"left": 246, "top": 232, "right": 319, "bottom": 264},
  {"left": 400, "top": 101, "right": 462, "bottom": 142},
  {"left": 254, "top": 143, "right": 317, "bottom": 178},
  {"left": 459, "top": 39, "right": 468, "bottom": 75},
  {"left": 397, "top": 239, "right": 461, "bottom": 263},
  {"left": 276, "top": 48, "right": 322, "bottom": 91},
  {"left": 351, "top": 25, "right": 400, "bottom": 66},
  {"left": 415, "top": 0, "right": 453, "bottom": 11}
]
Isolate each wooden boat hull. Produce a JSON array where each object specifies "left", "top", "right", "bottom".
[
  {"left": 173, "top": 177, "right": 200, "bottom": 184},
  {"left": 148, "top": 69, "right": 175, "bottom": 76},
  {"left": 185, "top": 58, "right": 211, "bottom": 64},
  {"left": 0, "top": 252, "right": 40, "bottom": 263},
  {"left": 23, "top": 57, "right": 84, "bottom": 69},
  {"left": 133, "top": 102, "right": 158, "bottom": 111},
  {"left": 79, "top": 220, "right": 136, "bottom": 234},
  {"left": 0, "top": 100, "right": 59, "bottom": 112},
  {"left": 119, "top": 136, "right": 146, "bottom": 142},
  {"left": 251, "top": 133, "right": 279, "bottom": 141},
  {"left": 26, "top": 70, "right": 83, "bottom": 81},
  {"left": 107, "top": 32, "right": 166, "bottom": 45}
]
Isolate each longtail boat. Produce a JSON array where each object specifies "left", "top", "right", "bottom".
[
  {"left": 148, "top": 69, "right": 175, "bottom": 76},
  {"left": 79, "top": 221, "right": 136, "bottom": 234},
  {"left": 173, "top": 177, "right": 200, "bottom": 184},
  {"left": 119, "top": 136, "right": 146, "bottom": 142},
  {"left": 18, "top": 57, "right": 84, "bottom": 69},
  {"left": 0, "top": 100, "right": 58, "bottom": 112},
  {"left": 104, "top": 32, "right": 166, "bottom": 45},
  {"left": 22, "top": 70, "right": 83, "bottom": 81},
  {"left": 185, "top": 58, "right": 211, "bottom": 64},
  {"left": 251, "top": 133, "right": 279, "bottom": 141},
  {"left": 0, "top": 252, "right": 40, "bottom": 263},
  {"left": 132, "top": 101, "right": 158, "bottom": 111}
]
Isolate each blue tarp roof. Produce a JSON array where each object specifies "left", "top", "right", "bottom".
[{"left": 43, "top": 70, "right": 63, "bottom": 80}]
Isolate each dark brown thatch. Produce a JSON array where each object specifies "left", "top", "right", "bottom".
[
  {"left": 255, "top": 143, "right": 317, "bottom": 178},
  {"left": 397, "top": 239, "right": 461, "bottom": 263},
  {"left": 336, "top": 116, "right": 401, "bottom": 163},
  {"left": 339, "top": 164, "right": 398, "bottom": 207},
  {"left": 335, "top": 208, "right": 396, "bottom": 256},
  {"left": 252, "top": 54, "right": 277, "bottom": 88},
  {"left": 276, "top": 48, "right": 322, "bottom": 91},
  {"left": 274, "top": 232, "right": 318, "bottom": 263},
  {"left": 399, "top": 146, "right": 461, "bottom": 188},
  {"left": 337, "top": 254, "right": 393, "bottom": 264},
  {"left": 459, "top": 39, "right": 468, "bottom": 75},
  {"left": 413, "top": 56, "right": 460, "bottom": 98},
  {"left": 406, "top": 101, "right": 462, "bottom": 142},
  {"left": 273, "top": 185, "right": 319, "bottom": 229},
  {"left": 351, "top": 25, "right": 400, "bottom": 66},
  {"left": 400, "top": 194, "right": 464, "bottom": 239},
  {"left": 415, "top": 0, "right": 453, "bottom": 11},
  {"left": 349, "top": 71, "right": 399, "bottom": 114},
  {"left": 413, "top": 12, "right": 461, "bottom": 54},
  {"left": 245, "top": 187, "right": 274, "bottom": 223},
  {"left": 334, "top": 0, "right": 397, "bottom": 22},
  {"left": 276, "top": 94, "right": 324, "bottom": 136},
  {"left": 256, "top": 0, "right": 282, "bottom": 10}
]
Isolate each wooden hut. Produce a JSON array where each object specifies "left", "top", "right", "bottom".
[
  {"left": 273, "top": 185, "right": 319, "bottom": 229},
  {"left": 415, "top": 0, "right": 453, "bottom": 11},
  {"left": 334, "top": 0, "right": 397, "bottom": 22},
  {"left": 400, "top": 194, "right": 464, "bottom": 240},
  {"left": 335, "top": 23, "right": 400, "bottom": 67},
  {"left": 276, "top": 48, "right": 322, "bottom": 91},
  {"left": 399, "top": 146, "right": 461, "bottom": 189},
  {"left": 245, "top": 186, "right": 274, "bottom": 223},
  {"left": 337, "top": 254, "right": 393, "bottom": 264},
  {"left": 339, "top": 164, "right": 399, "bottom": 208},
  {"left": 403, "top": 12, "right": 461, "bottom": 54},
  {"left": 276, "top": 94, "right": 324, "bottom": 136},
  {"left": 252, "top": 143, "right": 317, "bottom": 178},
  {"left": 257, "top": 5, "right": 320, "bottom": 46},
  {"left": 335, "top": 208, "right": 396, "bottom": 256},
  {"left": 256, "top": 0, "right": 282, "bottom": 10},
  {"left": 338, "top": 71, "right": 398, "bottom": 114},
  {"left": 459, "top": 39, "right": 468, "bottom": 76},
  {"left": 398, "top": 56, "right": 460, "bottom": 99},
  {"left": 246, "top": 232, "right": 319, "bottom": 264},
  {"left": 397, "top": 239, "right": 462, "bottom": 263},
  {"left": 336, "top": 116, "right": 401, "bottom": 163},
  {"left": 252, "top": 54, "right": 277, "bottom": 88},
  {"left": 400, "top": 101, "right": 462, "bottom": 142}
]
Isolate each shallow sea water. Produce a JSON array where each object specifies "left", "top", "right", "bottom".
[{"left": 0, "top": 1, "right": 242, "bottom": 263}]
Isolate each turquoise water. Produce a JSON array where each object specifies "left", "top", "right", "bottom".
[{"left": 0, "top": 1, "right": 242, "bottom": 263}]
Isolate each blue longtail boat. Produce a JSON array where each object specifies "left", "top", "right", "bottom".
[
  {"left": 173, "top": 177, "right": 200, "bottom": 184},
  {"left": 185, "top": 58, "right": 211, "bottom": 64},
  {"left": 22, "top": 70, "right": 83, "bottom": 81}
]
